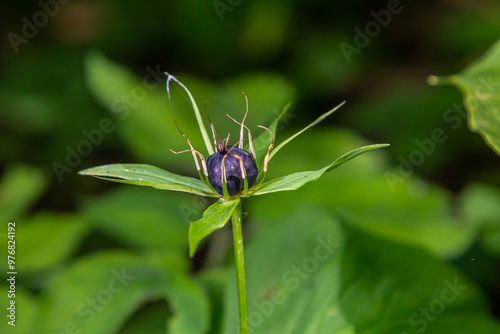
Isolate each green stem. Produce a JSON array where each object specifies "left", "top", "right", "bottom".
[
  {"left": 165, "top": 73, "right": 215, "bottom": 155},
  {"left": 231, "top": 201, "right": 249, "bottom": 333}
]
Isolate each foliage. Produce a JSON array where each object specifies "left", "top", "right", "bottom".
[
  {"left": 224, "top": 206, "right": 499, "bottom": 333},
  {"left": 429, "top": 39, "right": 500, "bottom": 155},
  {"left": 2, "top": 1, "right": 500, "bottom": 333}
]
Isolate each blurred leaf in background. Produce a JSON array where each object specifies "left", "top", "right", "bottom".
[
  {"left": 223, "top": 206, "right": 500, "bottom": 333},
  {"left": 461, "top": 183, "right": 500, "bottom": 257},
  {"left": 0, "top": 165, "right": 46, "bottom": 222},
  {"left": 429, "top": 38, "right": 500, "bottom": 155},
  {"left": 14, "top": 212, "right": 88, "bottom": 274},
  {"left": 38, "top": 252, "right": 209, "bottom": 334},
  {"left": 81, "top": 186, "right": 204, "bottom": 254},
  {"left": 248, "top": 128, "right": 477, "bottom": 259}
]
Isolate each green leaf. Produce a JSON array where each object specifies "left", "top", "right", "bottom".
[
  {"left": 461, "top": 183, "right": 500, "bottom": 257},
  {"left": 248, "top": 128, "right": 476, "bottom": 258},
  {"left": 196, "top": 269, "right": 231, "bottom": 334},
  {"left": 39, "top": 252, "right": 209, "bottom": 334},
  {"left": 223, "top": 206, "right": 500, "bottom": 333},
  {"left": 13, "top": 212, "right": 89, "bottom": 273},
  {"left": 0, "top": 165, "right": 46, "bottom": 222},
  {"left": 0, "top": 287, "right": 37, "bottom": 333},
  {"left": 79, "top": 164, "right": 215, "bottom": 197},
  {"left": 253, "top": 144, "right": 389, "bottom": 195},
  {"left": 269, "top": 101, "right": 345, "bottom": 162},
  {"left": 82, "top": 186, "right": 201, "bottom": 253},
  {"left": 428, "top": 38, "right": 500, "bottom": 154},
  {"left": 117, "top": 302, "right": 170, "bottom": 334},
  {"left": 188, "top": 199, "right": 240, "bottom": 257}
]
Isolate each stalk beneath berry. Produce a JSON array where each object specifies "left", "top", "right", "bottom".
[{"left": 231, "top": 201, "right": 250, "bottom": 333}]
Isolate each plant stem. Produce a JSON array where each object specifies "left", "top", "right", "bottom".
[
  {"left": 165, "top": 73, "right": 214, "bottom": 155},
  {"left": 231, "top": 201, "right": 249, "bottom": 333}
]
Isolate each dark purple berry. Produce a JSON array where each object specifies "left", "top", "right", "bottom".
[{"left": 207, "top": 147, "right": 258, "bottom": 196}]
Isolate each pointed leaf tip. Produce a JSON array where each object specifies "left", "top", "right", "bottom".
[
  {"left": 269, "top": 101, "right": 346, "bottom": 161},
  {"left": 253, "top": 143, "right": 388, "bottom": 196},
  {"left": 325, "top": 143, "right": 390, "bottom": 173}
]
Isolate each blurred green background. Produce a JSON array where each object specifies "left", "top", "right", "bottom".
[{"left": 1, "top": 0, "right": 500, "bottom": 333}]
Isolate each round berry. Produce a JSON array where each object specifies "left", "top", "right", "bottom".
[{"left": 207, "top": 147, "right": 258, "bottom": 196}]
